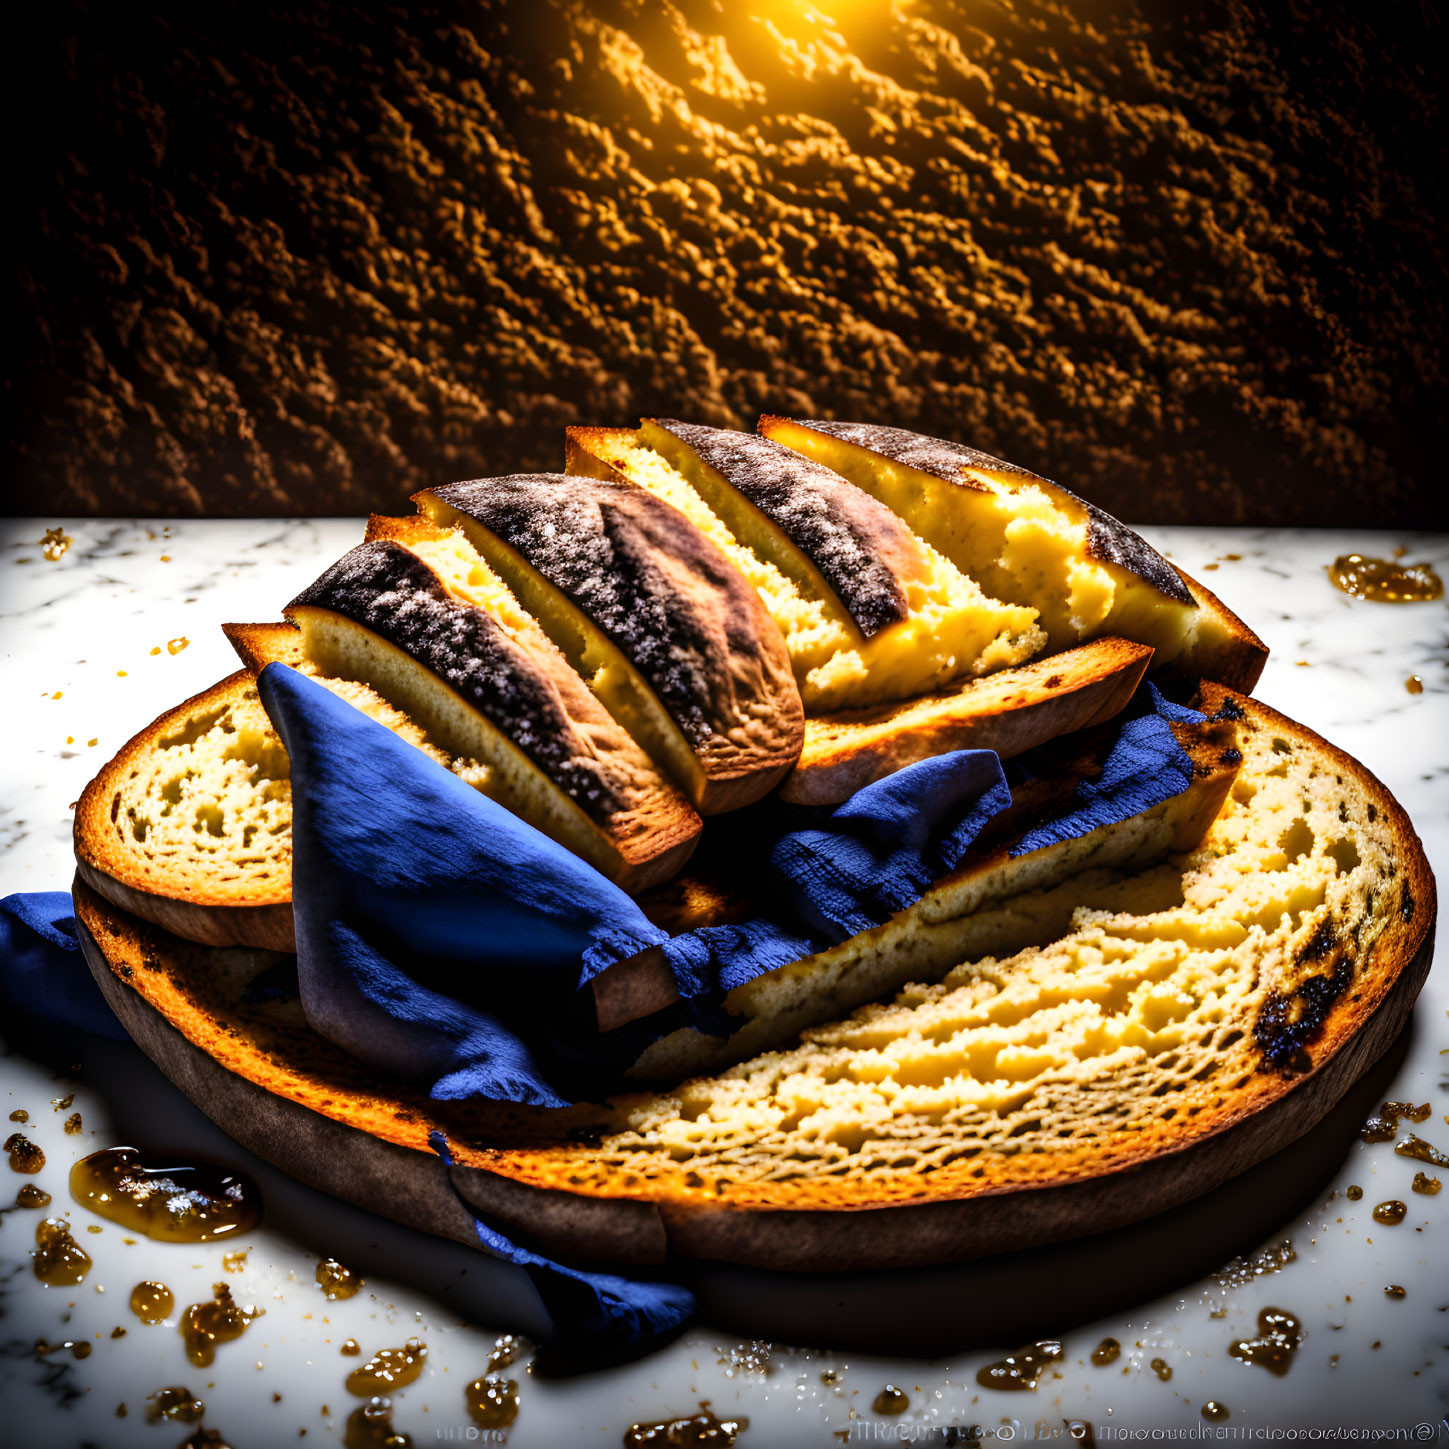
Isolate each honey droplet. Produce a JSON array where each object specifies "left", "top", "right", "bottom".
[
  {"left": 341, "top": 1338, "right": 362, "bottom": 1356},
  {"left": 221, "top": 1247, "right": 249, "bottom": 1273},
  {"left": 1345, "top": 1185, "right": 1363, "bottom": 1200},
  {"left": 87, "top": 738, "right": 98, "bottom": 748},
  {"left": 1228, "top": 1307, "right": 1302, "bottom": 1376},
  {"left": 1406, "top": 675, "right": 1424, "bottom": 695},
  {"left": 316, "top": 1257, "right": 364, "bottom": 1299},
  {"left": 1327, "top": 554, "right": 1443, "bottom": 603},
  {"left": 9, "top": 1109, "right": 28, "bottom": 1123},
  {"left": 488, "top": 1333, "right": 524, "bottom": 1372},
  {"left": 346, "top": 1339, "right": 428, "bottom": 1396},
  {"left": 1372, "top": 1200, "right": 1407, "bottom": 1226},
  {"left": 51, "top": 1094, "right": 75, "bottom": 1111},
  {"left": 146, "top": 1386, "right": 205, "bottom": 1423},
  {"left": 111, "top": 1326, "right": 126, "bottom": 1339},
  {"left": 130, "top": 1280, "right": 176, "bottom": 1323},
  {"left": 41, "top": 527, "right": 73, "bottom": 562},
  {"left": 178, "top": 1282, "right": 263, "bottom": 1366},
  {"left": 872, "top": 1385, "right": 909, "bottom": 1415},
  {"left": 64, "top": 1113, "right": 83, "bottom": 1135},
  {"left": 15, "top": 1183, "right": 52, "bottom": 1209},
  {"left": 1202, "top": 1402, "right": 1230, "bottom": 1422},
  {"left": 1411, "top": 1173, "right": 1441, "bottom": 1195},
  {"left": 5, "top": 1133, "right": 45, "bottom": 1173},
  {"left": 1385, "top": 1285, "right": 1407, "bottom": 1299},
  {"left": 69, "top": 1146, "right": 260, "bottom": 1242},
  {"left": 465, "top": 1375, "right": 520, "bottom": 1430},
  {"left": 1150, "top": 1357, "right": 1172, "bottom": 1381},
  {"left": 33, "top": 1216, "right": 92, "bottom": 1285},
  {"left": 820, "top": 1369, "right": 839, "bottom": 1385},
  {"left": 1395, "top": 1134, "right": 1449, "bottom": 1168},
  {"left": 976, "top": 1339, "right": 1064, "bottom": 1391},
  {"left": 1090, "top": 1337, "right": 1120, "bottom": 1366},
  {"left": 168, "top": 636, "right": 190, "bottom": 654},
  {"left": 344, "top": 1396, "right": 414, "bottom": 1449},
  {"left": 35, "top": 1337, "right": 92, "bottom": 1360},
  {"left": 622, "top": 1408, "right": 748, "bottom": 1447},
  {"left": 178, "top": 1431, "right": 235, "bottom": 1449},
  {"left": 150, "top": 646, "right": 162, "bottom": 655}
]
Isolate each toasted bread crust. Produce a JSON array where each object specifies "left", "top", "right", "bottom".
[
  {"left": 73, "top": 682, "right": 1434, "bottom": 1273},
  {"left": 782, "top": 637, "right": 1152, "bottom": 804},
  {"left": 414, "top": 474, "right": 804, "bottom": 813},
  {"left": 73, "top": 669, "right": 296, "bottom": 949}
]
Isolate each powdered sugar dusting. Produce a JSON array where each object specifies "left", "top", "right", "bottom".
[
  {"left": 432, "top": 475, "right": 779, "bottom": 748},
  {"left": 655, "top": 420, "right": 915, "bottom": 638},
  {"left": 288, "top": 540, "right": 621, "bottom": 813}
]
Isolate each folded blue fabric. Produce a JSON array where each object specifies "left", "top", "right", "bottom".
[{"left": 0, "top": 890, "right": 127, "bottom": 1040}]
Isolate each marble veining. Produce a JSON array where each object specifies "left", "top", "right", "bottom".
[{"left": 0, "top": 517, "right": 1446, "bottom": 1444}]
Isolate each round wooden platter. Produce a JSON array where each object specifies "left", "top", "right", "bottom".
[{"left": 72, "top": 855, "right": 1436, "bottom": 1293}]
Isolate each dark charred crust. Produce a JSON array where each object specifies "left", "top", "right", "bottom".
[
  {"left": 1298, "top": 918, "right": 1337, "bottom": 962},
  {"left": 1254, "top": 955, "right": 1353, "bottom": 1074},
  {"left": 287, "top": 539, "right": 622, "bottom": 815},
  {"left": 652, "top": 419, "right": 916, "bottom": 638},
  {"left": 425, "top": 474, "right": 789, "bottom": 751},
  {"left": 794, "top": 418, "right": 1196, "bottom": 606}
]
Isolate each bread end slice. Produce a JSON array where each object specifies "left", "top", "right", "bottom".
[{"left": 74, "top": 670, "right": 297, "bottom": 952}]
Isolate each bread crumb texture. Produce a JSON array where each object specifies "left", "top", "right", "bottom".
[
  {"left": 592, "top": 427, "right": 1043, "bottom": 711},
  {"left": 8, "top": 2, "right": 1442, "bottom": 522},
  {"left": 492, "top": 706, "right": 1410, "bottom": 1205}
]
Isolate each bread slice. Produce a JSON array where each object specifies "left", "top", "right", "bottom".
[
  {"left": 609, "top": 698, "right": 1242, "bottom": 1076},
  {"left": 781, "top": 635, "right": 1153, "bottom": 805},
  {"left": 409, "top": 477, "right": 803, "bottom": 814},
  {"left": 566, "top": 422, "right": 1046, "bottom": 713},
  {"left": 275, "top": 534, "right": 701, "bottom": 892},
  {"left": 73, "top": 670, "right": 296, "bottom": 951},
  {"left": 758, "top": 416, "right": 1268, "bottom": 693},
  {"left": 73, "top": 685, "right": 1435, "bottom": 1274}
]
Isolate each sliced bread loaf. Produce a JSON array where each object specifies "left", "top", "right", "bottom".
[
  {"left": 759, "top": 416, "right": 1267, "bottom": 692},
  {"left": 566, "top": 421, "right": 1046, "bottom": 713},
  {"left": 260, "top": 527, "right": 701, "bottom": 892}
]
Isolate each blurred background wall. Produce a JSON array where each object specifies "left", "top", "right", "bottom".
[{"left": 4, "top": 0, "right": 1444, "bottom": 523}]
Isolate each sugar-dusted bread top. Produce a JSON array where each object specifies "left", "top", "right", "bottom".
[
  {"left": 413, "top": 474, "right": 803, "bottom": 814},
  {"left": 468, "top": 685, "right": 1432, "bottom": 1234},
  {"left": 567, "top": 423, "right": 1045, "bottom": 713},
  {"left": 647, "top": 419, "right": 929, "bottom": 637},
  {"left": 760, "top": 415, "right": 1267, "bottom": 692},
  {"left": 285, "top": 536, "right": 700, "bottom": 891}
]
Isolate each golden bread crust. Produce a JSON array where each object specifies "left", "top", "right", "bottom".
[{"left": 72, "top": 681, "right": 1434, "bottom": 1271}]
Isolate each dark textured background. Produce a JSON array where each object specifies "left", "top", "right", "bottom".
[{"left": 5, "top": 0, "right": 1446, "bottom": 523}]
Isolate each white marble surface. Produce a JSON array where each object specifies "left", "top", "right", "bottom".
[{"left": 1, "top": 517, "right": 1447, "bottom": 1447}]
